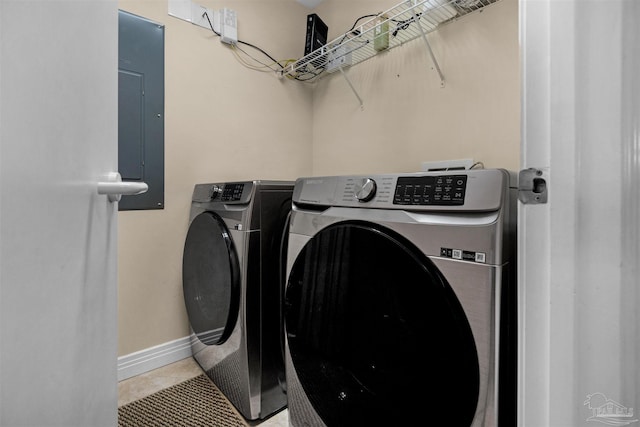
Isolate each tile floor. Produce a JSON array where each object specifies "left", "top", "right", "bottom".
[{"left": 118, "top": 357, "right": 289, "bottom": 427}]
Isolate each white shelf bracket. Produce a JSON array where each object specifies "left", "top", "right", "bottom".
[
  {"left": 410, "top": 5, "right": 445, "bottom": 87},
  {"left": 338, "top": 66, "right": 364, "bottom": 109}
]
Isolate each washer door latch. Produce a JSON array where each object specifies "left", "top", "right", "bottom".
[{"left": 518, "top": 168, "right": 548, "bottom": 204}]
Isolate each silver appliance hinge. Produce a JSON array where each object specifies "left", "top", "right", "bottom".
[{"left": 518, "top": 168, "right": 548, "bottom": 204}]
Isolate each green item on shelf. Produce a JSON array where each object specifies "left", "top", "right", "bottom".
[{"left": 374, "top": 14, "right": 389, "bottom": 51}]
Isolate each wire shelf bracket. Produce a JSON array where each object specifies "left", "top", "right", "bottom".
[
  {"left": 338, "top": 67, "right": 364, "bottom": 109},
  {"left": 410, "top": 4, "right": 445, "bottom": 87}
]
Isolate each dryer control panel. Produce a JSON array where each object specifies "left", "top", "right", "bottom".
[
  {"left": 192, "top": 182, "right": 252, "bottom": 204},
  {"left": 221, "top": 183, "right": 245, "bottom": 201},
  {"left": 393, "top": 175, "right": 467, "bottom": 206}
]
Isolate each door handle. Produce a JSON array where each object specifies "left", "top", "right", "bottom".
[{"left": 98, "top": 172, "right": 148, "bottom": 202}]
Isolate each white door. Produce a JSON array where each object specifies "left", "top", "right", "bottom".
[
  {"left": 0, "top": 1, "right": 121, "bottom": 425},
  {"left": 519, "top": 0, "right": 640, "bottom": 426}
]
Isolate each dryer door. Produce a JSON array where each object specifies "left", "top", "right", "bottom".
[
  {"left": 183, "top": 211, "right": 240, "bottom": 346},
  {"left": 285, "top": 221, "right": 480, "bottom": 426}
]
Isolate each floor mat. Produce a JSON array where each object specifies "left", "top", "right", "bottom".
[{"left": 118, "top": 374, "right": 247, "bottom": 427}]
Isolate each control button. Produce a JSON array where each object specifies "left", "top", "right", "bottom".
[
  {"left": 354, "top": 178, "right": 377, "bottom": 202},
  {"left": 393, "top": 175, "right": 467, "bottom": 206},
  {"left": 209, "top": 184, "right": 222, "bottom": 200}
]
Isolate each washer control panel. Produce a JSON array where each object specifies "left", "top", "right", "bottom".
[
  {"left": 393, "top": 175, "right": 467, "bottom": 206},
  {"left": 293, "top": 170, "right": 509, "bottom": 212}
]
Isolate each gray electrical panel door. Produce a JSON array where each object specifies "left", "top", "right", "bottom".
[{"left": 118, "top": 10, "right": 164, "bottom": 210}]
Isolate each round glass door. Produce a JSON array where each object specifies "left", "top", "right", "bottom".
[
  {"left": 285, "top": 221, "right": 480, "bottom": 426},
  {"left": 182, "top": 211, "right": 240, "bottom": 346}
]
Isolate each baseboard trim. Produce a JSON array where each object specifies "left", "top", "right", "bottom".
[{"left": 118, "top": 336, "right": 193, "bottom": 381}]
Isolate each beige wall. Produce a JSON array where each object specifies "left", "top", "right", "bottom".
[
  {"left": 117, "top": 0, "right": 313, "bottom": 356},
  {"left": 117, "top": 0, "right": 520, "bottom": 357},
  {"left": 312, "top": 0, "right": 520, "bottom": 175}
]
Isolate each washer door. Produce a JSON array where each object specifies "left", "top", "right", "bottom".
[
  {"left": 182, "top": 211, "right": 240, "bottom": 346},
  {"left": 285, "top": 221, "right": 480, "bottom": 426}
]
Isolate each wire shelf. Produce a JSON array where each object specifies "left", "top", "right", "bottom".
[{"left": 281, "top": 0, "right": 500, "bottom": 82}]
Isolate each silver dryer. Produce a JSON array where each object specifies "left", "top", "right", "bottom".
[{"left": 182, "top": 180, "right": 293, "bottom": 420}]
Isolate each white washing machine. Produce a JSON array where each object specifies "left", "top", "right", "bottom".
[
  {"left": 284, "top": 169, "right": 517, "bottom": 426},
  {"left": 182, "top": 180, "right": 293, "bottom": 420}
]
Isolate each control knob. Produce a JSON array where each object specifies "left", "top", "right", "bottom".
[
  {"left": 354, "top": 178, "right": 377, "bottom": 202},
  {"left": 208, "top": 184, "right": 222, "bottom": 200}
]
